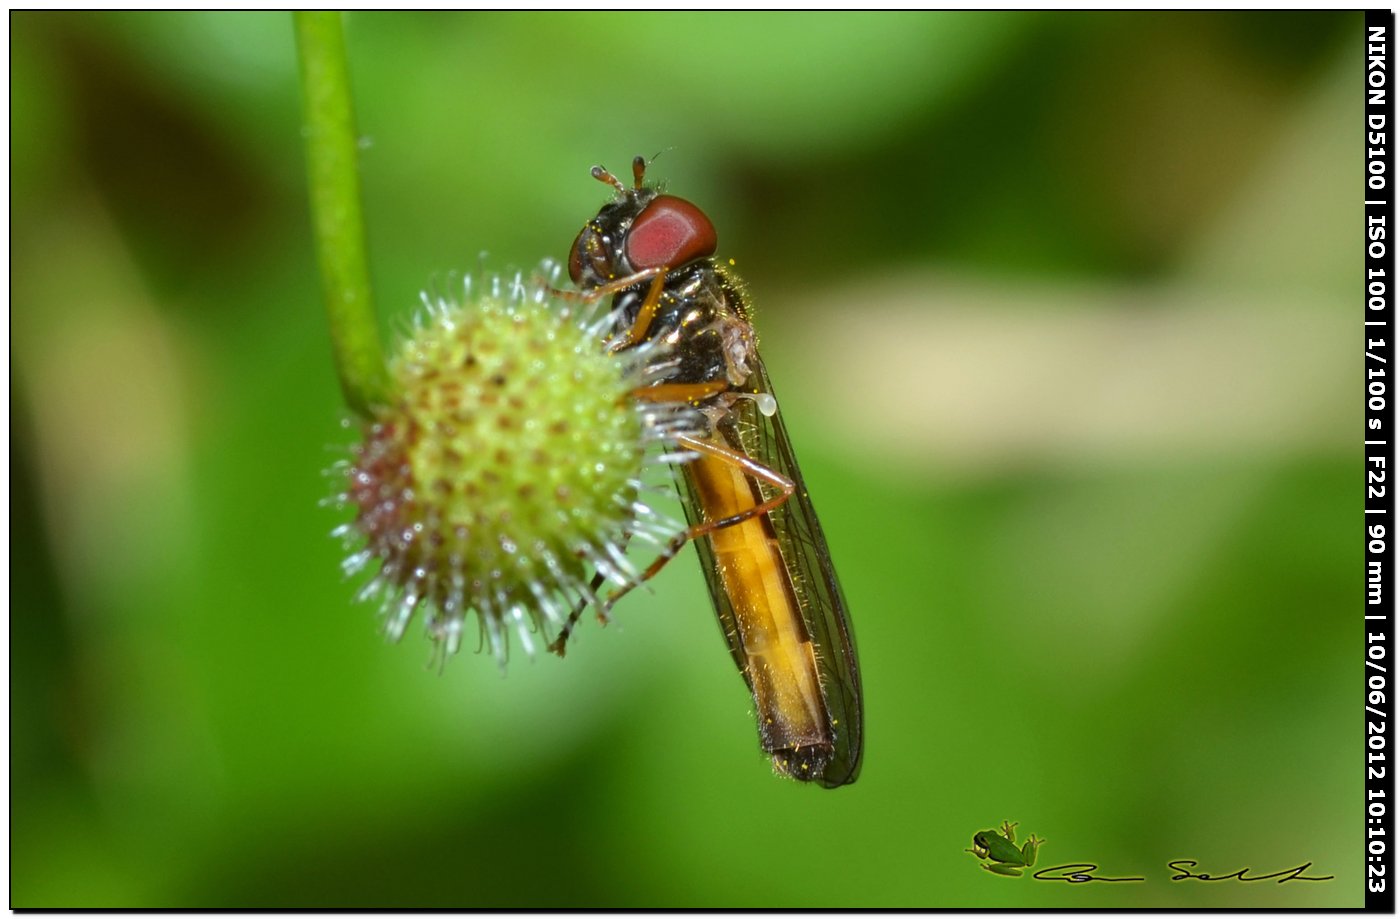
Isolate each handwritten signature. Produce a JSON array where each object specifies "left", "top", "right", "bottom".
[
  {"left": 1166, "top": 860, "right": 1334, "bottom": 883},
  {"left": 1028, "top": 860, "right": 1333, "bottom": 884}
]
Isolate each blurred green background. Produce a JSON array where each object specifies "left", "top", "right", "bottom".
[{"left": 12, "top": 10, "right": 1361, "bottom": 908}]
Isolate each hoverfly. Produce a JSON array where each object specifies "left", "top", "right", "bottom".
[{"left": 553, "top": 156, "right": 863, "bottom": 789}]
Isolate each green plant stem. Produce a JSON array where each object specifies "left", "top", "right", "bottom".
[{"left": 295, "top": 11, "right": 390, "bottom": 417}]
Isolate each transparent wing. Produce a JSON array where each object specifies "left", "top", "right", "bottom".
[{"left": 674, "top": 358, "right": 864, "bottom": 788}]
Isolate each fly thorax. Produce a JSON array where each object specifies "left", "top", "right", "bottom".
[{"left": 718, "top": 316, "right": 758, "bottom": 387}]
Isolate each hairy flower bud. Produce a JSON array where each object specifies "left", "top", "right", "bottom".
[{"left": 329, "top": 271, "right": 693, "bottom": 664}]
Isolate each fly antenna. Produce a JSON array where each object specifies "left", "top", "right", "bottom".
[{"left": 590, "top": 165, "right": 626, "bottom": 194}]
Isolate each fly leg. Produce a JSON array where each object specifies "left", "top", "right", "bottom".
[
  {"left": 547, "top": 378, "right": 729, "bottom": 656},
  {"left": 546, "top": 381, "right": 724, "bottom": 657},
  {"left": 591, "top": 426, "right": 795, "bottom": 617},
  {"left": 547, "top": 567, "right": 611, "bottom": 658},
  {"left": 610, "top": 271, "right": 668, "bottom": 351},
  {"left": 548, "top": 587, "right": 600, "bottom": 657},
  {"left": 542, "top": 268, "right": 671, "bottom": 354},
  {"left": 547, "top": 524, "right": 645, "bottom": 657},
  {"left": 542, "top": 265, "right": 665, "bottom": 312},
  {"left": 546, "top": 267, "right": 665, "bottom": 304},
  {"left": 549, "top": 392, "right": 797, "bottom": 652}
]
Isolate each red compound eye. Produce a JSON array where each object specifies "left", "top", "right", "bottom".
[{"left": 624, "top": 195, "right": 717, "bottom": 271}]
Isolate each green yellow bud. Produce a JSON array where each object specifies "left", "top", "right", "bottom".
[{"left": 332, "top": 273, "right": 689, "bottom": 663}]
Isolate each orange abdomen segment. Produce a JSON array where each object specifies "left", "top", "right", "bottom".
[{"left": 686, "top": 450, "right": 833, "bottom": 776}]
